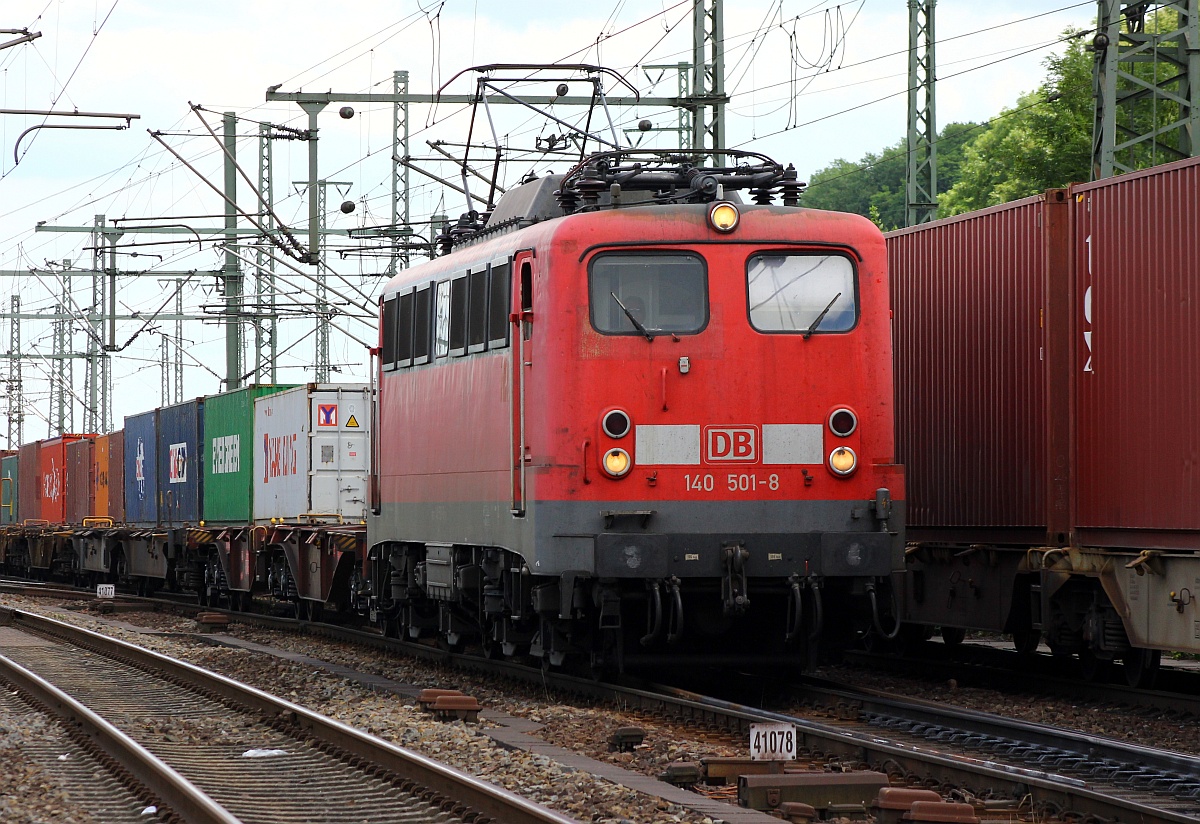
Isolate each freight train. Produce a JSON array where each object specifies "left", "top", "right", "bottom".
[
  {"left": 0, "top": 384, "right": 372, "bottom": 621},
  {"left": 887, "top": 155, "right": 1200, "bottom": 688},
  {"left": 0, "top": 149, "right": 907, "bottom": 673}
]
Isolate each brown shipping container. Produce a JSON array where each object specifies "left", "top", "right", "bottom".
[
  {"left": 1069, "top": 157, "right": 1200, "bottom": 549},
  {"left": 17, "top": 441, "right": 41, "bottom": 523},
  {"left": 66, "top": 438, "right": 95, "bottom": 524},
  {"left": 93, "top": 430, "right": 125, "bottom": 522},
  {"left": 887, "top": 191, "right": 1073, "bottom": 545}
]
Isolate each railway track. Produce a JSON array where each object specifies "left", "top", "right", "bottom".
[
  {"left": 9, "top": 583, "right": 1200, "bottom": 822},
  {"left": 0, "top": 604, "right": 577, "bottom": 824},
  {"left": 782, "top": 675, "right": 1200, "bottom": 815}
]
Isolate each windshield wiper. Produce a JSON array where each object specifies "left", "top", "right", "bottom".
[
  {"left": 803, "top": 292, "right": 842, "bottom": 340},
  {"left": 611, "top": 292, "right": 653, "bottom": 341}
]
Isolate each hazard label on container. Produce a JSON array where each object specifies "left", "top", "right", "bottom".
[
  {"left": 346, "top": 414, "right": 360, "bottom": 428},
  {"left": 317, "top": 404, "right": 338, "bottom": 427}
]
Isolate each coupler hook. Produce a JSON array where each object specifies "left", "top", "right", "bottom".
[
  {"left": 807, "top": 576, "right": 825, "bottom": 642},
  {"left": 866, "top": 578, "right": 901, "bottom": 640},
  {"left": 640, "top": 579, "right": 665, "bottom": 646},
  {"left": 665, "top": 576, "right": 683, "bottom": 644},
  {"left": 721, "top": 543, "right": 750, "bottom": 616},
  {"left": 784, "top": 574, "right": 804, "bottom": 646}
]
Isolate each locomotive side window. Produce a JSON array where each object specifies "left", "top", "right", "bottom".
[
  {"left": 434, "top": 280, "right": 452, "bottom": 358},
  {"left": 380, "top": 294, "right": 397, "bottom": 371},
  {"left": 488, "top": 261, "right": 511, "bottom": 348},
  {"left": 588, "top": 252, "right": 707, "bottom": 336},
  {"left": 467, "top": 267, "right": 488, "bottom": 352},
  {"left": 413, "top": 284, "right": 432, "bottom": 364},
  {"left": 746, "top": 253, "right": 857, "bottom": 334},
  {"left": 449, "top": 276, "right": 468, "bottom": 356},
  {"left": 396, "top": 288, "right": 414, "bottom": 366}
]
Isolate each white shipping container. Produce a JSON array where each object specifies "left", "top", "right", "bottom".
[{"left": 253, "top": 384, "right": 372, "bottom": 524}]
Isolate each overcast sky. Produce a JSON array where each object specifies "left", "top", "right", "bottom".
[{"left": 0, "top": 1, "right": 1094, "bottom": 442}]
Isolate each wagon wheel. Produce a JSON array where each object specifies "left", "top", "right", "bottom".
[
  {"left": 939, "top": 626, "right": 966, "bottom": 647},
  {"left": 1012, "top": 629, "right": 1042, "bottom": 655},
  {"left": 1123, "top": 648, "right": 1161, "bottom": 689}
]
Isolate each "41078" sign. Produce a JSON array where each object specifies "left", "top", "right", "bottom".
[{"left": 749, "top": 722, "right": 796, "bottom": 761}]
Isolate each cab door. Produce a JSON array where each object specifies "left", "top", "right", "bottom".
[{"left": 510, "top": 251, "right": 535, "bottom": 516}]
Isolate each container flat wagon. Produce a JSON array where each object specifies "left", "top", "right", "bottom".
[{"left": 888, "top": 155, "right": 1200, "bottom": 685}]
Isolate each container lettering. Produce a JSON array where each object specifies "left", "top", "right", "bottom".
[
  {"left": 211, "top": 434, "right": 241, "bottom": 475},
  {"left": 263, "top": 433, "right": 299, "bottom": 482}
]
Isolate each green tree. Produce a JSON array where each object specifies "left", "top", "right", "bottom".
[
  {"left": 801, "top": 29, "right": 1094, "bottom": 221},
  {"left": 940, "top": 31, "right": 1093, "bottom": 215}
]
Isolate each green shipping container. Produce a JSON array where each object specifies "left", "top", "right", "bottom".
[
  {"left": 202, "top": 385, "right": 296, "bottom": 524},
  {"left": 1, "top": 452, "right": 17, "bottom": 524}
]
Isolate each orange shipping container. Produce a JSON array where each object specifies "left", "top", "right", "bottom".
[{"left": 91, "top": 431, "right": 125, "bottom": 522}]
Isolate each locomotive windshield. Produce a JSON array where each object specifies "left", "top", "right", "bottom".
[
  {"left": 747, "top": 253, "right": 857, "bottom": 334},
  {"left": 589, "top": 252, "right": 707, "bottom": 336}
]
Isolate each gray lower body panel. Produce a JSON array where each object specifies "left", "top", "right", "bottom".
[{"left": 370, "top": 497, "right": 904, "bottom": 579}]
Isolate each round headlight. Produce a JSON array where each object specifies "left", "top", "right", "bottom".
[
  {"left": 708, "top": 202, "right": 739, "bottom": 233},
  {"left": 828, "top": 446, "right": 858, "bottom": 476},
  {"left": 603, "top": 448, "right": 632, "bottom": 478},
  {"left": 602, "top": 409, "right": 631, "bottom": 439},
  {"left": 828, "top": 407, "right": 858, "bottom": 437}
]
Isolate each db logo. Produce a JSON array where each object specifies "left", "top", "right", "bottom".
[{"left": 705, "top": 426, "right": 758, "bottom": 463}]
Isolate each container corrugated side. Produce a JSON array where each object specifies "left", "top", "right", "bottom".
[
  {"left": 66, "top": 438, "right": 95, "bottom": 524},
  {"left": 1069, "top": 157, "right": 1200, "bottom": 548},
  {"left": 124, "top": 411, "right": 159, "bottom": 526},
  {"left": 93, "top": 434, "right": 111, "bottom": 519},
  {"left": 887, "top": 193, "right": 1070, "bottom": 544},
  {"left": 17, "top": 442, "right": 40, "bottom": 523},
  {"left": 158, "top": 398, "right": 204, "bottom": 526},
  {"left": 38, "top": 435, "right": 88, "bottom": 525},
  {"left": 203, "top": 385, "right": 296, "bottom": 525},
  {"left": 1, "top": 452, "right": 17, "bottom": 524},
  {"left": 108, "top": 430, "right": 125, "bottom": 523},
  {"left": 253, "top": 384, "right": 372, "bottom": 524}
]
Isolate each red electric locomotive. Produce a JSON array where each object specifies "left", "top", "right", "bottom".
[{"left": 368, "top": 150, "right": 904, "bottom": 671}]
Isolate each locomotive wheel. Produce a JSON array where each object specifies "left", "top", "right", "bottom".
[
  {"left": 1012, "top": 629, "right": 1041, "bottom": 654},
  {"left": 939, "top": 626, "right": 966, "bottom": 646},
  {"left": 1123, "top": 648, "right": 1161, "bottom": 688},
  {"left": 1079, "top": 648, "right": 1111, "bottom": 682},
  {"left": 480, "top": 619, "right": 503, "bottom": 660}
]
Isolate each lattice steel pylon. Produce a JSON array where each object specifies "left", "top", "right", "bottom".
[
  {"left": 255, "top": 122, "right": 279, "bottom": 384},
  {"left": 314, "top": 180, "right": 351, "bottom": 384},
  {"left": 1093, "top": 0, "right": 1200, "bottom": 178},
  {"left": 906, "top": 0, "right": 938, "bottom": 227},
  {"left": 6, "top": 295, "right": 22, "bottom": 448},
  {"left": 390, "top": 70, "right": 410, "bottom": 275},
  {"left": 691, "top": 0, "right": 726, "bottom": 158},
  {"left": 49, "top": 268, "right": 73, "bottom": 436}
]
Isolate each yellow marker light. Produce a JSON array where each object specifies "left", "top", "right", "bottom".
[
  {"left": 708, "top": 202, "right": 740, "bottom": 233},
  {"left": 828, "top": 446, "right": 858, "bottom": 476},
  {"left": 603, "top": 448, "right": 632, "bottom": 478}
]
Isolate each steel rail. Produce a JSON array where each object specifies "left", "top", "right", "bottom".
[
  {"left": 797, "top": 674, "right": 1200, "bottom": 780},
  {"left": 0, "top": 606, "right": 579, "bottom": 824},
  {"left": 0, "top": 650, "right": 242, "bottom": 824}
]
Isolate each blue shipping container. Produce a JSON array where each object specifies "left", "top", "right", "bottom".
[
  {"left": 158, "top": 397, "right": 204, "bottom": 526},
  {"left": 124, "top": 410, "right": 159, "bottom": 526}
]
